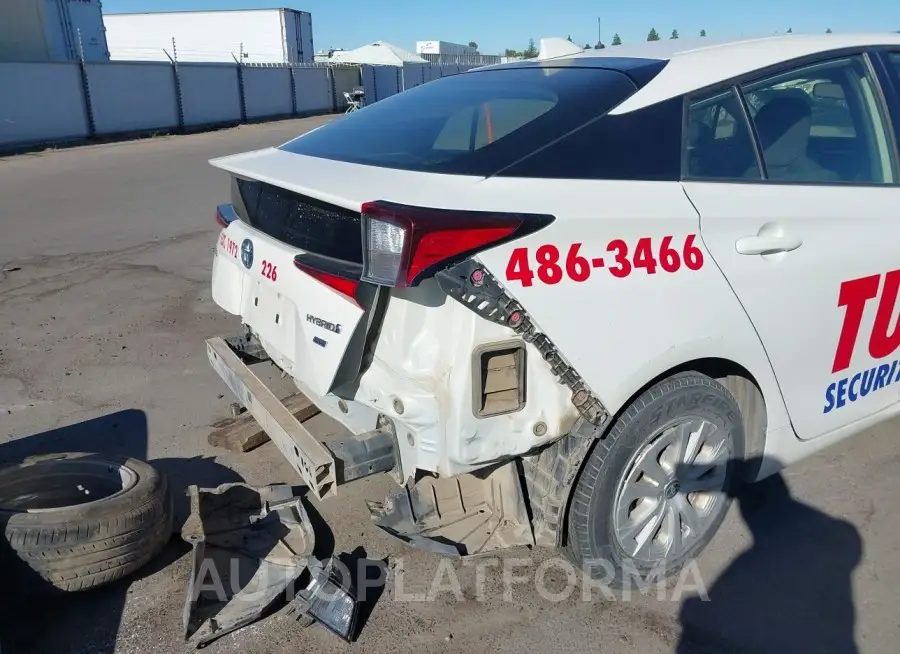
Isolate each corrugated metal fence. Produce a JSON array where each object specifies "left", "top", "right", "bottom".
[
  {"left": 420, "top": 53, "right": 501, "bottom": 66},
  {"left": 0, "top": 59, "right": 476, "bottom": 151}
]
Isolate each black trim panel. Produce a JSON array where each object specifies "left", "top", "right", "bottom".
[
  {"left": 475, "top": 57, "right": 668, "bottom": 88},
  {"left": 232, "top": 178, "right": 363, "bottom": 262},
  {"left": 293, "top": 252, "right": 363, "bottom": 280}
]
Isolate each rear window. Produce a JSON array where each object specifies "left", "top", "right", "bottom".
[{"left": 279, "top": 67, "right": 638, "bottom": 176}]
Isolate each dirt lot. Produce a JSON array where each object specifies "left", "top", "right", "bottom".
[{"left": 1, "top": 117, "right": 899, "bottom": 654}]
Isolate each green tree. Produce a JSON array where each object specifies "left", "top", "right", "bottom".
[
  {"left": 647, "top": 28, "right": 660, "bottom": 41},
  {"left": 787, "top": 27, "right": 793, "bottom": 33},
  {"left": 671, "top": 29, "right": 679, "bottom": 39},
  {"left": 583, "top": 43, "right": 592, "bottom": 49},
  {"left": 503, "top": 48, "right": 523, "bottom": 58},
  {"left": 567, "top": 34, "right": 574, "bottom": 42},
  {"left": 612, "top": 33, "right": 622, "bottom": 45},
  {"left": 594, "top": 41, "right": 606, "bottom": 49},
  {"left": 700, "top": 29, "right": 707, "bottom": 37},
  {"left": 826, "top": 28, "right": 832, "bottom": 33},
  {"left": 468, "top": 41, "right": 478, "bottom": 49},
  {"left": 523, "top": 38, "right": 538, "bottom": 58}
]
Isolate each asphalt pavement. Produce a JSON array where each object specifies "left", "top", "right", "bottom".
[{"left": 0, "top": 117, "right": 898, "bottom": 654}]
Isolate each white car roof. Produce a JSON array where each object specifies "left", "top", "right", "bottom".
[{"left": 542, "top": 33, "right": 900, "bottom": 115}]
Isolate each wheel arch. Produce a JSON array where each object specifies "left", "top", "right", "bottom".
[
  {"left": 524, "top": 356, "right": 769, "bottom": 548},
  {"left": 654, "top": 357, "right": 768, "bottom": 472}
]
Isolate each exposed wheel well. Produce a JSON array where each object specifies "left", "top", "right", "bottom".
[{"left": 543, "top": 357, "right": 768, "bottom": 548}]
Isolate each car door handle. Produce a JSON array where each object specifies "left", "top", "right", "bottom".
[{"left": 735, "top": 235, "right": 803, "bottom": 256}]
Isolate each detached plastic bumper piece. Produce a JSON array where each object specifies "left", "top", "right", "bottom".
[
  {"left": 368, "top": 460, "right": 535, "bottom": 556},
  {"left": 286, "top": 557, "right": 360, "bottom": 641},
  {"left": 181, "top": 483, "right": 315, "bottom": 648}
]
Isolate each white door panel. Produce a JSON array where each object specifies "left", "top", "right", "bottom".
[
  {"left": 474, "top": 178, "right": 791, "bottom": 430},
  {"left": 686, "top": 181, "right": 900, "bottom": 439}
]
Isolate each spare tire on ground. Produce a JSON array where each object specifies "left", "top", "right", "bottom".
[{"left": 0, "top": 452, "right": 173, "bottom": 594}]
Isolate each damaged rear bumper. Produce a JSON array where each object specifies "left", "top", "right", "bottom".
[
  {"left": 206, "top": 336, "right": 399, "bottom": 499},
  {"left": 204, "top": 331, "right": 575, "bottom": 571}
]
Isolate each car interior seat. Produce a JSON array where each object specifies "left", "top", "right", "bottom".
[{"left": 744, "top": 95, "right": 840, "bottom": 182}]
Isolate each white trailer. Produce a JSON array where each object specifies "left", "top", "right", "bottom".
[
  {"left": 415, "top": 40, "right": 477, "bottom": 56},
  {"left": 0, "top": 0, "right": 109, "bottom": 62},
  {"left": 104, "top": 8, "right": 314, "bottom": 64}
]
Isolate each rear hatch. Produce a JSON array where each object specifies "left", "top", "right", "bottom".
[
  {"left": 210, "top": 62, "right": 653, "bottom": 396},
  {"left": 211, "top": 148, "right": 491, "bottom": 396}
]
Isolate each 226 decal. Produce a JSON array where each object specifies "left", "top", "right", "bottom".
[
  {"left": 260, "top": 260, "right": 278, "bottom": 282},
  {"left": 824, "top": 271, "right": 900, "bottom": 413},
  {"left": 504, "top": 235, "right": 704, "bottom": 287}
]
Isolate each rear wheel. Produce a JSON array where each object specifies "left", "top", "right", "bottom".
[
  {"left": 0, "top": 452, "right": 172, "bottom": 594},
  {"left": 565, "top": 372, "right": 745, "bottom": 588}
]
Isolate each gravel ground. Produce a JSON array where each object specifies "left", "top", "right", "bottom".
[{"left": 0, "top": 117, "right": 898, "bottom": 654}]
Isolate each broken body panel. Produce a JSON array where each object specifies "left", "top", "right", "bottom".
[{"left": 209, "top": 174, "right": 585, "bottom": 483}]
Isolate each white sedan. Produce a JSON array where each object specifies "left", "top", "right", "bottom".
[{"left": 205, "top": 32, "right": 900, "bottom": 587}]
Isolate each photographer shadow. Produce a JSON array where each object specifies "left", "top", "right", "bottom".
[{"left": 676, "top": 458, "right": 862, "bottom": 654}]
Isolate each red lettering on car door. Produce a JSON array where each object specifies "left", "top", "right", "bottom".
[{"left": 832, "top": 273, "right": 883, "bottom": 373}]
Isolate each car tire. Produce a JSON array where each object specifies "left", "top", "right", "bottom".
[
  {"left": 565, "top": 372, "right": 745, "bottom": 589},
  {"left": 0, "top": 452, "right": 173, "bottom": 594}
]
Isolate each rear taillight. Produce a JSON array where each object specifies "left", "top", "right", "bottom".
[
  {"left": 360, "top": 201, "right": 553, "bottom": 288},
  {"left": 294, "top": 254, "right": 363, "bottom": 307},
  {"left": 291, "top": 201, "right": 553, "bottom": 303}
]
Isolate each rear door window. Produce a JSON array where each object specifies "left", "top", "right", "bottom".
[
  {"left": 685, "top": 89, "right": 761, "bottom": 180},
  {"left": 740, "top": 56, "right": 896, "bottom": 184},
  {"left": 279, "top": 67, "right": 638, "bottom": 176}
]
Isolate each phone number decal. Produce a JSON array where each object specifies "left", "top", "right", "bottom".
[{"left": 504, "top": 235, "right": 705, "bottom": 287}]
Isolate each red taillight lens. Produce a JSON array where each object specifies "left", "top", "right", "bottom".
[
  {"left": 361, "top": 201, "right": 552, "bottom": 287},
  {"left": 294, "top": 257, "right": 362, "bottom": 307}
]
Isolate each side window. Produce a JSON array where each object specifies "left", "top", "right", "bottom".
[
  {"left": 685, "top": 89, "right": 761, "bottom": 180},
  {"left": 741, "top": 55, "right": 895, "bottom": 184}
]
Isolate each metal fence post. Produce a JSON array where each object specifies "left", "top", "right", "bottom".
[
  {"left": 76, "top": 28, "right": 96, "bottom": 137},
  {"left": 327, "top": 66, "right": 337, "bottom": 113},
  {"left": 166, "top": 38, "right": 185, "bottom": 130},
  {"left": 234, "top": 44, "right": 247, "bottom": 122},
  {"left": 372, "top": 66, "right": 378, "bottom": 103},
  {"left": 289, "top": 64, "right": 298, "bottom": 115}
]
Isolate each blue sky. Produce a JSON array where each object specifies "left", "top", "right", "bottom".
[{"left": 103, "top": 0, "right": 899, "bottom": 54}]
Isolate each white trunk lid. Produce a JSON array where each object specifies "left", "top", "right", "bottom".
[{"left": 209, "top": 146, "right": 481, "bottom": 397}]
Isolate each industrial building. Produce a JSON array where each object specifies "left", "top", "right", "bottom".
[
  {"left": 415, "top": 40, "right": 477, "bottom": 56},
  {"left": 103, "top": 8, "right": 314, "bottom": 64},
  {"left": 0, "top": 0, "right": 109, "bottom": 62}
]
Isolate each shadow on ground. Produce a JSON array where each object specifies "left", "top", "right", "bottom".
[
  {"left": 676, "top": 458, "right": 862, "bottom": 654},
  {"left": 0, "top": 409, "right": 245, "bottom": 653}
]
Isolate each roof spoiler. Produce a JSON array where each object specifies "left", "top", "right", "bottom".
[{"left": 537, "top": 37, "right": 585, "bottom": 61}]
